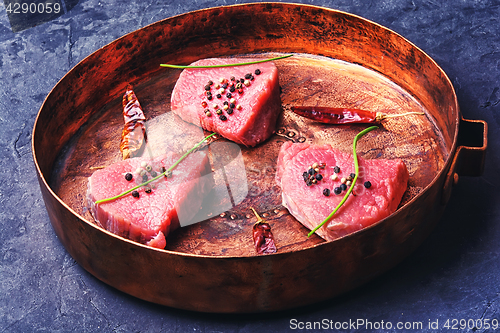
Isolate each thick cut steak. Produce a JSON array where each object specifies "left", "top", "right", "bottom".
[
  {"left": 171, "top": 58, "right": 281, "bottom": 147},
  {"left": 87, "top": 151, "right": 212, "bottom": 248},
  {"left": 276, "top": 142, "right": 409, "bottom": 241}
]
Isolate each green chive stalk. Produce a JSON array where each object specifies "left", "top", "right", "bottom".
[
  {"left": 160, "top": 54, "right": 293, "bottom": 69},
  {"left": 307, "top": 126, "right": 379, "bottom": 237},
  {"left": 95, "top": 132, "right": 217, "bottom": 205}
]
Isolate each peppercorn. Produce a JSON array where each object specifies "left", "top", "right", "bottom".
[
  {"left": 227, "top": 108, "right": 233, "bottom": 115},
  {"left": 165, "top": 170, "right": 172, "bottom": 178},
  {"left": 303, "top": 171, "right": 309, "bottom": 180},
  {"left": 235, "top": 82, "right": 242, "bottom": 89},
  {"left": 207, "top": 95, "right": 213, "bottom": 100},
  {"left": 230, "top": 76, "right": 235, "bottom": 81},
  {"left": 308, "top": 168, "right": 315, "bottom": 175},
  {"left": 124, "top": 173, "right": 133, "bottom": 181},
  {"left": 226, "top": 93, "right": 232, "bottom": 98},
  {"left": 334, "top": 187, "right": 342, "bottom": 195},
  {"left": 350, "top": 173, "right": 356, "bottom": 179},
  {"left": 333, "top": 166, "right": 340, "bottom": 173},
  {"left": 364, "top": 181, "right": 372, "bottom": 188},
  {"left": 323, "top": 188, "right": 331, "bottom": 196},
  {"left": 229, "top": 86, "right": 236, "bottom": 93},
  {"left": 146, "top": 165, "right": 152, "bottom": 172},
  {"left": 244, "top": 80, "right": 251, "bottom": 87},
  {"left": 340, "top": 183, "right": 347, "bottom": 191},
  {"left": 216, "top": 94, "right": 222, "bottom": 99},
  {"left": 132, "top": 190, "right": 140, "bottom": 198},
  {"left": 244, "top": 73, "right": 252, "bottom": 79},
  {"left": 315, "top": 174, "right": 323, "bottom": 181},
  {"left": 204, "top": 85, "right": 211, "bottom": 91},
  {"left": 255, "top": 69, "right": 261, "bottom": 75},
  {"left": 207, "top": 80, "right": 213, "bottom": 86},
  {"left": 150, "top": 171, "right": 157, "bottom": 178},
  {"left": 219, "top": 115, "right": 227, "bottom": 121},
  {"left": 142, "top": 174, "right": 148, "bottom": 182},
  {"left": 250, "top": 75, "right": 255, "bottom": 81},
  {"left": 144, "top": 186, "right": 152, "bottom": 194},
  {"left": 216, "top": 109, "right": 222, "bottom": 115}
]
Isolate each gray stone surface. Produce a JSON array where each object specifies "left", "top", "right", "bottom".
[{"left": 1, "top": 0, "right": 499, "bottom": 332}]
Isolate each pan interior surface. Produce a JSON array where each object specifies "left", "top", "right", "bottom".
[{"left": 50, "top": 53, "right": 448, "bottom": 257}]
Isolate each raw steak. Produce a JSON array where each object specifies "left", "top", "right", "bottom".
[
  {"left": 170, "top": 58, "right": 281, "bottom": 147},
  {"left": 276, "top": 142, "right": 409, "bottom": 241},
  {"left": 87, "top": 150, "right": 212, "bottom": 248}
]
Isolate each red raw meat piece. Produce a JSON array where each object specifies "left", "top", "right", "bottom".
[
  {"left": 170, "top": 58, "right": 281, "bottom": 147},
  {"left": 276, "top": 141, "right": 409, "bottom": 241},
  {"left": 87, "top": 151, "right": 212, "bottom": 248}
]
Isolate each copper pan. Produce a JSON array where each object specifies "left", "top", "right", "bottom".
[{"left": 32, "top": 3, "right": 487, "bottom": 312}]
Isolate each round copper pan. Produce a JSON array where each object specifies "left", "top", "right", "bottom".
[{"left": 32, "top": 3, "right": 487, "bottom": 312}]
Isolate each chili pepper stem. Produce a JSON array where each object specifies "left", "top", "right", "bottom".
[
  {"left": 250, "top": 207, "right": 264, "bottom": 225},
  {"left": 307, "top": 126, "right": 378, "bottom": 237},
  {"left": 94, "top": 132, "right": 217, "bottom": 205},
  {"left": 376, "top": 111, "right": 425, "bottom": 122}
]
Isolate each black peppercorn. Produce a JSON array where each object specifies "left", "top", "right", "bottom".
[
  {"left": 227, "top": 108, "right": 233, "bottom": 115},
  {"left": 144, "top": 186, "right": 152, "bottom": 194},
  {"left": 333, "top": 166, "right": 340, "bottom": 174},
  {"left": 125, "top": 173, "right": 133, "bottom": 181},
  {"left": 244, "top": 73, "right": 252, "bottom": 79},
  {"left": 132, "top": 190, "right": 140, "bottom": 198},
  {"left": 229, "top": 86, "right": 236, "bottom": 93},
  {"left": 226, "top": 93, "right": 232, "bottom": 98},
  {"left": 216, "top": 94, "right": 222, "bottom": 99},
  {"left": 364, "top": 181, "right": 372, "bottom": 188},
  {"left": 255, "top": 69, "right": 261, "bottom": 75},
  {"left": 323, "top": 188, "right": 331, "bottom": 196},
  {"left": 219, "top": 115, "right": 227, "bottom": 121},
  {"left": 142, "top": 174, "right": 148, "bottom": 182},
  {"left": 334, "top": 187, "right": 342, "bottom": 195},
  {"left": 340, "top": 183, "right": 347, "bottom": 191},
  {"left": 150, "top": 171, "right": 157, "bottom": 178},
  {"left": 315, "top": 174, "right": 323, "bottom": 181}
]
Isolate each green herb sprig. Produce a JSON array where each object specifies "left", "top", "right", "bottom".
[
  {"left": 160, "top": 54, "right": 293, "bottom": 69},
  {"left": 307, "top": 126, "right": 379, "bottom": 237},
  {"left": 95, "top": 132, "right": 217, "bottom": 205}
]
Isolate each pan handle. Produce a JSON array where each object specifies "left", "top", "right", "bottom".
[{"left": 441, "top": 117, "right": 488, "bottom": 205}]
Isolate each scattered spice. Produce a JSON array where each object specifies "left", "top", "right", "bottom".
[
  {"left": 364, "top": 181, "right": 372, "bottom": 188},
  {"left": 124, "top": 173, "right": 133, "bottom": 181}
]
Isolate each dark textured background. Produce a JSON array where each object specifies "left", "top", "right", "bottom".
[{"left": 1, "top": 0, "right": 498, "bottom": 332}]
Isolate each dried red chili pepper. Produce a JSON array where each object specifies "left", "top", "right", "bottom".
[
  {"left": 120, "top": 85, "right": 147, "bottom": 159},
  {"left": 251, "top": 207, "right": 277, "bottom": 255},
  {"left": 291, "top": 106, "right": 424, "bottom": 124}
]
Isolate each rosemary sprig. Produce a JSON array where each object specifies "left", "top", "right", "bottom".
[
  {"left": 307, "top": 126, "right": 379, "bottom": 237},
  {"left": 95, "top": 132, "right": 217, "bottom": 205},
  {"left": 160, "top": 54, "right": 293, "bottom": 69}
]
